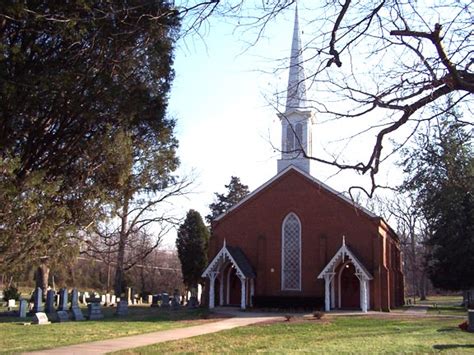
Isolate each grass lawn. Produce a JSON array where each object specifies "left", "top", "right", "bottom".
[
  {"left": 0, "top": 306, "right": 214, "bottom": 354},
  {"left": 115, "top": 315, "right": 474, "bottom": 354}
]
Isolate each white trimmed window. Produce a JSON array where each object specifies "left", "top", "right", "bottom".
[{"left": 282, "top": 213, "right": 301, "bottom": 290}]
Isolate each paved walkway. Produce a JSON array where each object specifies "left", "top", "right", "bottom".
[{"left": 25, "top": 311, "right": 284, "bottom": 355}]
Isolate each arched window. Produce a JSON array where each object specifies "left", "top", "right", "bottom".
[
  {"left": 286, "top": 125, "right": 295, "bottom": 152},
  {"left": 282, "top": 213, "right": 301, "bottom": 290}
]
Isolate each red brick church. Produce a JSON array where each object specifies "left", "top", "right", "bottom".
[{"left": 202, "top": 6, "right": 404, "bottom": 312}]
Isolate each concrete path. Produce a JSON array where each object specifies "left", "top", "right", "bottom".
[{"left": 25, "top": 312, "right": 284, "bottom": 355}]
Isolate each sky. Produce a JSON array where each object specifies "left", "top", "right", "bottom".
[{"left": 160, "top": 3, "right": 404, "bottom": 247}]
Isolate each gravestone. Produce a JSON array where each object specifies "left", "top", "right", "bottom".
[
  {"left": 32, "top": 287, "right": 43, "bottom": 313},
  {"left": 70, "top": 288, "right": 79, "bottom": 308},
  {"left": 70, "top": 288, "right": 84, "bottom": 321},
  {"left": 151, "top": 294, "right": 160, "bottom": 307},
  {"left": 19, "top": 299, "right": 28, "bottom": 318},
  {"left": 100, "top": 294, "right": 106, "bottom": 305},
  {"left": 8, "top": 299, "right": 16, "bottom": 308},
  {"left": 45, "top": 290, "right": 55, "bottom": 313},
  {"left": 161, "top": 292, "right": 170, "bottom": 308},
  {"left": 87, "top": 302, "right": 104, "bottom": 320},
  {"left": 116, "top": 300, "right": 128, "bottom": 316},
  {"left": 81, "top": 292, "right": 89, "bottom": 305},
  {"left": 126, "top": 287, "right": 132, "bottom": 304},
  {"left": 33, "top": 312, "right": 50, "bottom": 325},
  {"left": 56, "top": 310, "right": 70, "bottom": 322},
  {"left": 147, "top": 295, "right": 153, "bottom": 304},
  {"left": 468, "top": 310, "right": 474, "bottom": 332},
  {"left": 55, "top": 293, "right": 60, "bottom": 307},
  {"left": 105, "top": 293, "right": 111, "bottom": 306},
  {"left": 110, "top": 295, "right": 117, "bottom": 306},
  {"left": 187, "top": 296, "right": 199, "bottom": 308},
  {"left": 171, "top": 290, "right": 180, "bottom": 310},
  {"left": 57, "top": 288, "right": 68, "bottom": 311}
]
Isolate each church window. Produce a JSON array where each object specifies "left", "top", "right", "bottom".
[
  {"left": 295, "top": 123, "right": 303, "bottom": 147},
  {"left": 282, "top": 213, "right": 301, "bottom": 290},
  {"left": 286, "top": 125, "right": 295, "bottom": 152}
]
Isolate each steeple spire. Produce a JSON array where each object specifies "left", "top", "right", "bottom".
[
  {"left": 286, "top": 4, "right": 307, "bottom": 111},
  {"left": 277, "top": 3, "right": 314, "bottom": 176}
]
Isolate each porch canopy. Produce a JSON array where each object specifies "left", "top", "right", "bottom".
[
  {"left": 202, "top": 240, "right": 255, "bottom": 309},
  {"left": 317, "top": 237, "right": 373, "bottom": 312}
]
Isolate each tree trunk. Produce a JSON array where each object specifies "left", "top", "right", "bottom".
[
  {"left": 114, "top": 192, "right": 130, "bottom": 297},
  {"left": 419, "top": 274, "right": 427, "bottom": 301},
  {"left": 35, "top": 257, "right": 50, "bottom": 293}
]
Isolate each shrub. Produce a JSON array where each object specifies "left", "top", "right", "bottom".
[
  {"left": 3, "top": 286, "right": 21, "bottom": 301},
  {"left": 313, "top": 311, "right": 324, "bottom": 320},
  {"left": 284, "top": 314, "right": 293, "bottom": 322},
  {"left": 458, "top": 321, "right": 468, "bottom": 331}
]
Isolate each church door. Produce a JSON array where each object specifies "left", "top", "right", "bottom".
[
  {"left": 228, "top": 268, "right": 241, "bottom": 305},
  {"left": 340, "top": 263, "right": 360, "bottom": 309}
]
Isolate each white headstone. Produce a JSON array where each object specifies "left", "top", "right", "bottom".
[
  {"left": 33, "top": 312, "right": 50, "bottom": 325},
  {"left": 7, "top": 299, "right": 16, "bottom": 308}
]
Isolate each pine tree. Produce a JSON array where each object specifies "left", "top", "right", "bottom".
[
  {"left": 176, "top": 210, "right": 210, "bottom": 293},
  {"left": 401, "top": 118, "right": 474, "bottom": 292},
  {"left": 206, "top": 176, "right": 249, "bottom": 224}
]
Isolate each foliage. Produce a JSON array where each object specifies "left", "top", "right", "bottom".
[
  {"left": 3, "top": 285, "right": 20, "bottom": 301},
  {"left": 176, "top": 210, "right": 210, "bottom": 290},
  {"left": 400, "top": 117, "right": 474, "bottom": 291},
  {"left": 0, "top": 2, "right": 180, "bottom": 273},
  {"left": 206, "top": 176, "right": 249, "bottom": 224}
]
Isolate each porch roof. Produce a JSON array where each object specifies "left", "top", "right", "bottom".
[{"left": 202, "top": 241, "right": 256, "bottom": 279}]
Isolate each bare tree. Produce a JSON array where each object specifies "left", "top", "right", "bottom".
[{"left": 178, "top": 0, "right": 473, "bottom": 195}]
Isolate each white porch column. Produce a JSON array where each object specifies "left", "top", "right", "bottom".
[
  {"left": 324, "top": 274, "right": 331, "bottom": 312},
  {"left": 240, "top": 276, "right": 247, "bottom": 310},
  {"left": 360, "top": 277, "right": 368, "bottom": 313},
  {"left": 219, "top": 274, "right": 224, "bottom": 306},
  {"left": 208, "top": 272, "right": 218, "bottom": 309},
  {"left": 226, "top": 267, "right": 231, "bottom": 304},
  {"left": 331, "top": 277, "right": 336, "bottom": 309},
  {"left": 366, "top": 280, "right": 370, "bottom": 310},
  {"left": 250, "top": 279, "right": 255, "bottom": 307}
]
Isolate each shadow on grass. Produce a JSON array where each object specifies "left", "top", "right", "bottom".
[
  {"left": 433, "top": 344, "right": 474, "bottom": 350},
  {"left": 437, "top": 327, "right": 458, "bottom": 332}
]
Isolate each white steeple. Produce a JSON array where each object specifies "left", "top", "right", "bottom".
[{"left": 277, "top": 4, "right": 314, "bottom": 175}]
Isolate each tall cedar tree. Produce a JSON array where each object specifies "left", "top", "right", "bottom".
[
  {"left": 0, "top": 2, "right": 180, "bottom": 281},
  {"left": 176, "top": 210, "right": 209, "bottom": 292},
  {"left": 206, "top": 176, "right": 249, "bottom": 224},
  {"left": 401, "top": 118, "right": 474, "bottom": 291}
]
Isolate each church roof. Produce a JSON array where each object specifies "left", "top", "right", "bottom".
[
  {"left": 201, "top": 241, "right": 256, "bottom": 279},
  {"left": 214, "top": 165, "right": 378, "bottom": 223},
  {"left": 317, "top": 237, "right": 373, "bottom": 280},
  {"left": 285, "top": 4, "right": 307, "bottom": 112}
]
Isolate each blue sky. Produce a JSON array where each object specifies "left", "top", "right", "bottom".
[{"left": 161, "top": 3, "right": 403, "bottom": 246}]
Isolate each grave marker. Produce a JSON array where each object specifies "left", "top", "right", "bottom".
[
  {"left": 32, "top": 287, "right": 43, "bottom": 313},
  {"left": 56, "top": 310, "right": 70, "bottom": 322},
  {"left": 468, "top": 310, "right": 474, "bottom": 332},
  {"left": 45, "top": 290, "right": 55, "bottom": 313},
  {"left": 19, "top": 299, "right": 28, "bottom": 318},
  {"left": 58, "top": 288, "right": 68, "bottom": 311},
  {"left": 87, "top": 302, "right": 104, "bottom": 320},
  {"left": 161, "top": 292, "right": 170, "bottom": 308},
  {"left": 116, "top": 300, "right": 128, "bottom": 316},
  {"left": 70, "top": 288, "right": 84, "bottom": 321},
  {"left": 33, "top": 312, "right": 50, "bottom": 325}
]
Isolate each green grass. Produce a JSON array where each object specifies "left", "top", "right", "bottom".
[
  {"left": 0, "top": 306, "right": 212, "bottom": 354},
  {"left": 115, "top": 315, "right": 474, "bottom": 354}
]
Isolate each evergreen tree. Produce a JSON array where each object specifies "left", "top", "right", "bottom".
[
  {"left": 206, "top": 176, "right": 249, "bottom": 224},
  {"left": 0, "top": 2, "right": 180, "bottom": 274},
  {"left": 401, "top": 118, "right": 474, "bottom": 292},
  {"left": 176, "top": 210, "right": 210, "bottom": 292}
]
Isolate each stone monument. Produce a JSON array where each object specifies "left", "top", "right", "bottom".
[
  {"left": 57, "top": 288, "right": 68, "bottom": 311},
  {"left": 161, "top": 292, "right": 170, "bottom": 308},
  {"left": 116, "top": 300, "right": 129, "bottom": 316},
  {"left": 87, "top": 301, "right": 104, "bottom": 320},
  {"left": 70, "top": 288, "right": 84, "bottom": 321},
  {"left": 45, "top": 289, "right": 55, "bottom": 314},
  {"left": 468, "top": 310, "right": 474, "bottom": 332},
  {"left": 32, "top": 287, "right": 43, "bottom": 313},
  {"left": 19, "top": 299, "right": 28, "bottom": 318}
]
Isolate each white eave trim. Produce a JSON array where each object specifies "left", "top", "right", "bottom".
[
  {"left": 317, "top": 238, "right": 373, "bottom": 280},
  {"left": 214, "top": 165, "right": 377, "bottom": 223},
  {"left": 201, "top": 242, "right": 247, "bottom": 279}
]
